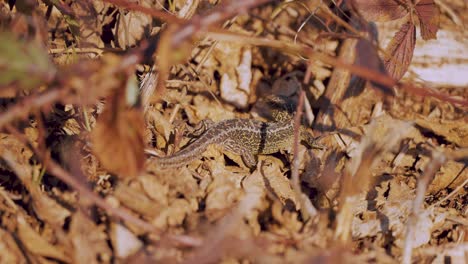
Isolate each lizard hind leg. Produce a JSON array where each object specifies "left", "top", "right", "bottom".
[{"left": 223, "top": 139, "right": 258, "bottom": 169}]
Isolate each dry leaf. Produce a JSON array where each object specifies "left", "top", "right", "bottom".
[
  {"left": 0, "top": 134, "right": 34, "bottom": 170},
  {"left": 138, "top": 175, "right": 169, "bottom": 205},
  {"left": 1, "top": 138, "right": 70, "bottom": 227},
  {"left": 351, "top": 0, "right": 407, "bottom": 22},
  {"left": 68, "top": 1, "right": 105, "bottom": 50},
  {"left": 91, "top": 84, "right": 145, "bottom": 178},
  {"left": 114, "top": 0, "right": 158, "bottom": 48},
  {"left": 152, "top": 198, "right": 194, "bottom": 229},
  {"left": 429, "top": 160, "right": 466, "bottom": 194},
  {"left": 415, "top": 0, "right": 439, "bottom": 40},
  {"left": 17, "top": 215, "right": 70, "bottom": 262},
  {"left": 383, "top": 21, "right": 416, "bottom": 80},
  {"left": 69, "top": 212, "right": 112, "bottom": 263},
  {"left": 261, "top": 157, "right": 299, "bottom": 210},
  {"left": 415, "top": 117, "right": 468, "bottom": 147},
  {"left": 114, "top": 183, "right": 161, "bottom": 217},
  {"left": 29, "top": 186, "right": 71, "bottom": 227},
  {"left": 204, "top": 159, "right": 245, "bottom": 221},
  {"left": 352, "top": 180, "right": 414, "bottom": 239},
  {"left": 197, "top": 25, "right": 253, "bottom": 109},
  {"left": 0, "top": 228, "right": 27, "bottom": 264}
]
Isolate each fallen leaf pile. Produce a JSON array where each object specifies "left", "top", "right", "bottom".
[{"left": 0, "top": 0, "right": 466, "bottom": 263}]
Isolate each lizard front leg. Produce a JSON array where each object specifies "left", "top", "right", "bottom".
[{"left": 300, "top": 127, "right": 325, "bottom": 150}]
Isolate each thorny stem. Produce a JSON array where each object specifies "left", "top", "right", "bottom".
[{"left": 291, "top": 90, "right": 311, "bottom": 220}]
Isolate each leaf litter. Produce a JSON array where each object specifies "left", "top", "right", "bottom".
[{"left": 0, "top": 0, "right": 467, "bottom": 263}]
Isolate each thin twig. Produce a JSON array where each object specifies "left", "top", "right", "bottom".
[
  {"left": 291, "top": 91, "right": 305, "bottom": 189},
  {"left": 291, "top": 90, "right": 313, "bottom": 220},
  {"left": 402, "top": 151, "right": 447, "bottom": 264},
  {"left": 0, "top": 89, "right": 64, "bottom": 129}
]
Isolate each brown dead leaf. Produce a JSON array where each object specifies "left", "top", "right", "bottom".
[
  {"left": 91, "top": 83, "right": 145, "bottom": 178},
  {"left": 1, "top": 138, "right": 71, "bottom": 227},
  {"left": 0, "top": 133, "right": 33, "bottom": 171},
  {"left": 152, "top": 198, "right": 195, "bottom": 229},
  {"left": 114, "top": 183, "right": 161, "bottom": 217},
  {"left": 260, "top": 157, "right": 299, "bottom": 210},
  {"left": 185, "top": 94, "right": 236, "bottom": 124},
  {"left": 0, "top": 228, "right": 26, "bottom": 264},
  {"left": 415, "top": 0, "right": 439, "bottom": 40},
  {"left": 414, "top": 117, "right": 468, "bottom": 147},
  {"left": 337, "top": 115, "right": 414, "bottom": 240},
  {"left": 69, "top": 212, "right": 112, "bottom": 263},
  {"left": 429, "top": 160, "right": 466, "bottom": 194},
  {"left": 138, "top": 175, "right": 169, "bottom": 205},
  {"left": 29, "top": 185, "right": 71, "bottom": 227},
  {"left": 352, "top": 180, "right": 414, "bottom": 239},
  {"left": 114, "top": 0, "right": 159, "bottom": 48},
  {"left": 17, "top": 215, "right": 70, "bottom": 262},
  {"left": 204, "top": 158, "right": 245, "bottom": 221},
  {"left": 351, "top": 0, "right": 407, "bottom": 22},
  {"left": 68, "top": 1, "right": 105, "bottom": 50},
  {"left": 383, "top": 21, "right": 416, "bottom": 80}
]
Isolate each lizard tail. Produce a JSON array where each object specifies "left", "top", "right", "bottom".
[{"left": 154, "top": 135, "right": 211, "bottom": 168}]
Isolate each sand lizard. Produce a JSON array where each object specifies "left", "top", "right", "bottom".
[{"left": 153, "top": 95, "right": 321, "bottom": 169}]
